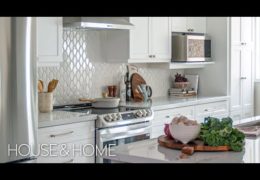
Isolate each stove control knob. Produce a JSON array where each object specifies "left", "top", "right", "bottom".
[
  {"left": 111, "top": 114, "right": 117, "bottom": 121},
  {"left": 117, "top": 113, "right": 122, "bottom": 120},
  {"left": 135, "top": 110, "right": 143, "bottom": 118},
  {"left": 141, "top": 109, "right": 148, "bottom": 117},
  {"left": 146, "top": 109, "right": 152, "bottom": 116},
  {"left": 104, "top": 115, "right": 112, "bottom": 122}
]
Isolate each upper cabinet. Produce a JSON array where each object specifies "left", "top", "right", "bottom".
[
  {"left": 171, "top": 17, "right": 206, "bottom": 33},
  {"left": 129, "top": 17, "right": 171, "bottom": 63},
  {"left": 37, "top": 17, "right": 63, "bottom": 66}
]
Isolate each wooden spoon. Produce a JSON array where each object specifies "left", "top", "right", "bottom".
[
  {"left": 38, "top": 80, "right": 44, "bottom": 93},
  {"left": 48, "top": 79, "right": 59, "bottom": 92}
]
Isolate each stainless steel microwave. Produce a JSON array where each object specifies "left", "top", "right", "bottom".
[{"left": 171, "top": 33, "right": 211, "bottom": 62}]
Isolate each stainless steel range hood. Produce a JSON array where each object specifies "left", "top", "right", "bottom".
[{"left": 63, "top": 17, "right": 134, "bottom": 30}]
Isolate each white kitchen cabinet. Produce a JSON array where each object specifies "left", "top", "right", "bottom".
[
  {"left": 195, "top": 101, "right": 229, "bottom": 123},
  {"left": 171, "top": 17, "right": 206, "bottom": 33},
  {"left": 37, "top": 121, "right": 95, "bottom": 163},
  {"left": 230, "top": 17, "right": 254, "bottom": 119},
  {"left": 151, "top": 100, "right": 229, "bottom": 138},
  {"left": 37, "top": 17, "right": 63, "bottom": 66},
  {"left": 129, "top": 17, "right": 171, "bottom": 63},
  {"left": 151, "top": 106, "right": 195, "bottom": 138}
]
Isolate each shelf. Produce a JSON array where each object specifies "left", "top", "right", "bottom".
[{"left": 169, "top": 61, "right": 215, "bottom": 69}]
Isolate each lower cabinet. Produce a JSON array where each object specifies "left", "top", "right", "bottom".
[
  {"left": 230, "top": 108, "right": 254, "bottom": 124},
  {"left": 195, "top": 101, "right": 229, "bottom": 123},
  {"left": 151, "top": 100, "right": 229, "bottom": 138},
  {"left": 151, "top": 106, "right": 195, "bottom": 138},
  {"left": 37, "top": 121, "right": 95, "bottom": 163}
]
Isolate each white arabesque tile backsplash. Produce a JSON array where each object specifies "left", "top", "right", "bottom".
[{"left": 38, "top": 29, "right": 181, "bottom": 105}]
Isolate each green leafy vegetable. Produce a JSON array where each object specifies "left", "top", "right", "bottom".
[{"left": 199, "top": 117, "right": 245, "bottom": 151}]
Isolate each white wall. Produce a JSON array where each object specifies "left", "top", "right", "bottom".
[{"left": 185, "top": 17, "right": 229, "bottom": 96}]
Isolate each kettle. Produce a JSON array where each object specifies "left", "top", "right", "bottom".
[{"left": 137, "top": 84, "right": 152, "bottom": 102}]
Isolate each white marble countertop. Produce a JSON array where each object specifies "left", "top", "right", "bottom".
[
  {"left": 102, "top": 136, "right": 260, "bottom": 163},
  {"left": 38, "top": 111, "right": 97, "bottom": 128},
  {"left": 121, "top": 95, "right": 230, "bottom": 111},
  {"left": 38, "top": 95, "right": 229, "bottom": 128}
]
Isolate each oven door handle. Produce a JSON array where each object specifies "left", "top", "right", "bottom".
[{"left": 100, "top": 126, "right": 151, "bottom": 142}]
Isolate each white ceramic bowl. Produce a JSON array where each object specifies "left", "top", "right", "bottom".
[
  {"left": 92, "top": 97, "right": 120, "bottom": 108},
  {"left": 169, "top": 123, "right": 201, "bottom": 144}
]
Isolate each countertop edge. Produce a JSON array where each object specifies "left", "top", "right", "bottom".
[
  {"left": 38, "top": 114, "right": 97, "bottom": 128},
  {"left": 152, "top": 96, "right": 230, "bottom": 111}
]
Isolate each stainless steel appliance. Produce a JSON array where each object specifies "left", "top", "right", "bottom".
[
  {"left": 54, "top": 104, "right": 154, "bottom": 163},
  {"left": 63, "top": 17, "right": 134, "bottom": 30},
  {"left": 171, "top": 33, "right": 211, "bottom": 62},
  {"left": 0, "top": 17, "right": 37, "bottom": 163}
]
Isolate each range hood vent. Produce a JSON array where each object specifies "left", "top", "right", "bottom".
[{"left": 63, "top": 17, "right": 134, "bottom": 30}]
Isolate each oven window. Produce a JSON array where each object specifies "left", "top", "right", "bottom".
[{"left": 102, "top": 133, "right": 150, "bottom": 163}]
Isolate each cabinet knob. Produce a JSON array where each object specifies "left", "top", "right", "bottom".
[
  {"left": 149, "top": 55, "right": 153, "bottom": 58},
  {"left": 165, "top": 115, "right": 170, "bottom": 118},
  {"left": 190, "top": 29, "right": 194, "bottom": 32},
  {"left": 153, "top": 55, "right": 156, "bottom": 58}
]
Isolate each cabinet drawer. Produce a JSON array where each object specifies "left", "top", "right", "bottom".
[
  {"left": 196, "top": 101, "right": 228, "bottom": 116},
  {"left": 37, "top": 138, "right": 95, "bottom": 163},
  {"left": 38, "top": 121, "right": 95, "bottom": 144},
  {"left": 153, "top": 106, "right": 195, "bottom": 125}
]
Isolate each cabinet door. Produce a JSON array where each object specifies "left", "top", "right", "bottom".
[
  {"left": 241, "top": 17, "right": 254, "bottom": 46},
  {"left": 37, "top": 17, "right": 63, "bottom": 66},
  {"left": 129, "top": 17, "right": 150, "bottom": 60},
  {"left": 187, "top": 17, "right": 206, "bottom": 33},
  {"left": 150, "top": 17, "right": 171, "bottom": 61},
  {"left": 171, "top": 17, "right": 187, "bottom": 32},
  {"left": 230, "top": 46, "right": 242, "bottom": 111},
  {"left": 231, "top": 17, "right": 241, "bottom": 46},
  {"left": 241, "top": 47, "right": 253, "bottom": 111}
]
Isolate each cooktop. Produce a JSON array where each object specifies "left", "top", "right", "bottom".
[{"left": 53, "top": 103, "right": 147, "bottom": 115}]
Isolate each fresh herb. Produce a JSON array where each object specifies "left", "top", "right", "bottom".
[{"left": 199, "top": 117, "right": 245, "bottom": 151}]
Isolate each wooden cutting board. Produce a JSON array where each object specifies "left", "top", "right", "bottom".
[
  {"left": 131, "top": 73, "right": 146, "bottom": 102},
  {"left": 158, "top": 135, "right": 230, "bottom": 152}
]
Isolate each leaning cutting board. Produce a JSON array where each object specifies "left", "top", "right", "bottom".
[
  {"left": 131, "top": 73, "right": 146, "bottom": 102},
  {"left": 158, "top": 135, "right": 230, "bottom": 151}
]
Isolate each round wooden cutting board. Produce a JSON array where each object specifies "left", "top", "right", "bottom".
[
  {"left": 158, "top": 135, "right": 230, "bottom": 152},
  {"left": 130, "top": 73, "right": 146, "bottom": 102}
]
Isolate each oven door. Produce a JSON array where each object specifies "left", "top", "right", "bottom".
[
  {"left": 96, "top": 122, "right": 151, "bottom": 163},
  {"left": 186, "top": 35, "right": 211, "bottom": 62}
]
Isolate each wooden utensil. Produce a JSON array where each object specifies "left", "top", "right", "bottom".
[
  {"left": 158, "top": 135, "right": 230, "bottom": 152},
  {"left": 47, "top": 79, "right": 59, "bottom": 92},
  {"left": 131, "top": 73, "right": 146, "bottom": 102},
  {"left": 38, "top": 80, "right": 44, "bottom": 93}
]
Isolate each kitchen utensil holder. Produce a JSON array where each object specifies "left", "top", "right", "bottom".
[{"left": 38, "top": 92, "right": 53, "bottom": 113}]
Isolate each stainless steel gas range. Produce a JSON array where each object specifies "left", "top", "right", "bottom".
[{"left": 54, "top": 104, "right": 154, "bottom": 163}]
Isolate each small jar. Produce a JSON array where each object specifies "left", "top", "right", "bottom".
[
  {"left": 38, "top": 92, "right": 53, "bottom": 113},
  {"left": 112, "top": 85, "right": 117, "bottom": 97},
  {"left": 108, "top": 86, "right": 114, "bottom": 97}
]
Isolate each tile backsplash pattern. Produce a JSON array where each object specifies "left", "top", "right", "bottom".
[{"left": 38, "top": 29, "right": 180, "bottom": 105}]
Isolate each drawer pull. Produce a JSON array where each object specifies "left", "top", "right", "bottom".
[
  {"left": 63, "top": 159, "right": 74, "bottom": 163},
  {"left": 165, "top": 115, "right": 170, "bottom": 118},
  {"left": 204, "top": 109, "right": 208, "bottom": 112},
  {"left": 50, "top": 131, "right": 74, "bottom": 138}
]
